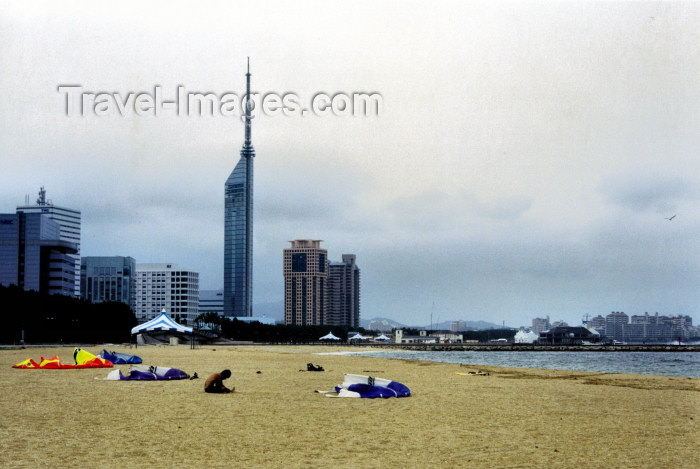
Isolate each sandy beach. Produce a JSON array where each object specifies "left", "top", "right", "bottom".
[{"left": 1, "top": 345, "right": 698, "bottom": 468}]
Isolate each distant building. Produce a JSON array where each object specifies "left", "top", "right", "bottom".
[
  {"left": 394, "top": 329, "right": 438, "bottom": 344},
  {"left": 450, "top": 320, "right": 467, "bottom": 332},
  {"left": 134, "top": 263, "right": 199, "bottom": 325},
  {"left": 327, "top": 254, "right": 360, "bottom": 327},
  {"left": 538, "top": 326, "right": 600, "bottom": 345},
  {"left": 434, "top": 331, "right": 463, "bottom": 343},
  {"left": 80, "top": 256, "right": 136, "bottom": 310},
  {"left": 283, "top": 240, "right": 327, "bottom": 325},
  {"left": 531, "top": 316, "right": 550, "bottom": 335},
  {"left": 199, "top": 289, "right": 224, "bottom": 316},
  {"left": 624, "top": 312, "right": 693, "bottom": 343},
  {"left": 588, "top": 315, "right": 606, "bottom": 334},
  {"left": 16, "top": 187, "right": 81, "bottom": 296},
  {"left": 0, "top": 212, "right": 78, "bottom": 295},
  {"left": 605, "top": 312, "right": 629, "bottom": 342}
]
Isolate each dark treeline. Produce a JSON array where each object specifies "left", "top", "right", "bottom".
[
  {"left": 460, "top": 329, "right": 517, "bottom": 341},
  {"left": 196, "top": 312, "right": 367, "bottom": 343},
  {"left": 0, "top": 285, "right": 136, "bottom": 344}
]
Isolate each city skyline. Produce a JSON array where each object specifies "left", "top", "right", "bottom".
[{"left": 1, "top": 2, "right": 698, "bottom": 327}]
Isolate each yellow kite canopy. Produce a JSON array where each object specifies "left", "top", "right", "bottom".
[{"left": 12, "top": 348, "right": 113, "bottom": 369}]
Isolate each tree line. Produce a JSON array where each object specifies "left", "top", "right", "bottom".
[
  {"left": 195, "top": 312, "right": 366, "bottom": 343},
  {"left": 0, "top": 285, "right": 136, "bottom": 344}
]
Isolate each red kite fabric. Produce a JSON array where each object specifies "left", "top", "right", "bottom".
[{"left": 12, "top": 349, "right": 113, "bottom": 369}]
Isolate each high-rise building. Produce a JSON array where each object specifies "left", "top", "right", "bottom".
[
  {"left": 224, "top": 60, "right": 255, "bottom": 317},
  {"left": 588, "top": 315, "right": 606, "bottom": 334},
  {"left": 605, "top": 311, "right": 629, "bottom": 342},
  {"left": 80, "top": 256, "right": 136, "bottom": 310},
  {"left": 134, "top": 263, "right": 199, "bottom": 325},
  {"left": 283, "top": 240, "right": 327, "bottom": 325},
  {"left": 531, "top": 316, "right": 550, "bottom": 335},
  {"left": 327, "top": 254, "right": 360, "bottom": 327},
  {"left": 199, "top": 289, "right": 224, "bottom": 316},
  {"left": 16, "top": 187, "right": 81, "bottom": 296},
  {"left": 0, "top": 212, "right": 78, "bottom": 295}
]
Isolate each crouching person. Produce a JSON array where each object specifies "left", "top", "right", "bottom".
[{"left": 204, "top": 369, "right": 234, "bottom": 393}]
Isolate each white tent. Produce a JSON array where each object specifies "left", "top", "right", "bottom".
[
  {"left": 375, "top": 334, "right": 390, "bottom": 341},
  {"left": 319, "top": 332, "right": 341, "bottom": 341},
  {"left": 131, "top": 311, "right": 193, "bottom": 335},
  {"left": 349, "top": 333, "right": 367, "bottom": 341}
]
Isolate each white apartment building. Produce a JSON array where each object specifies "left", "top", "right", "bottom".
[{"left": 134, "top": 263, "right": 199, "bottom": 326}]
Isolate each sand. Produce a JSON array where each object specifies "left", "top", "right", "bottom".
[{"left": 1, "top": 345, "right": 698, "bottom": 468}]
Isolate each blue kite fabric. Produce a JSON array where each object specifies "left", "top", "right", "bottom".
[
  {"left": 322, "top": 374, "right": 411, "bottom": 398},
  {"left": 104, "top": 365, "right": 189, "bottom": 380},
  {"left": 100, "top": 350, "right": 143, "bottom": 364},
  {"left": 335, "top": 382, "right": 411, "bottom": 398}
]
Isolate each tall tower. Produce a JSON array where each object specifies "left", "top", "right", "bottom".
[
  {"left": 224, "top": 59, "right": 255, "bottom": 317},
  {"left": 327, "top": 254, "right": 360, "bottom": 327},
  {"left": 283, "top": 240, "right": 328, "bottom": 325}
]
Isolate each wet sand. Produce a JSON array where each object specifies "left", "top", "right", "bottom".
[{"left": 1, "top": 345, "right": 698, "bottom": 468}]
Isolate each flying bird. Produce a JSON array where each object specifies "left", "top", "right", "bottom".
[{"left": 665, "top": 215, "right": 676, "bottom": 221}]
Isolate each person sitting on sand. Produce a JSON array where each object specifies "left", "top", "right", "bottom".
[{"left": 204, "top": 369, "right": 234, "bottom": 393}]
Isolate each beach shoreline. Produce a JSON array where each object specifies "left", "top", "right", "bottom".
[{"left": 1, "top": 345, "right": 698, "bottom": 468}]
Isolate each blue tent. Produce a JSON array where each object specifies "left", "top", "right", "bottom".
[{"left": 131, "top": 311, "right": 193, "bottom": 335}]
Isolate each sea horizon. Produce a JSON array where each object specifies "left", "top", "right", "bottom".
[{"left": 318, "top": 349, "right": 700, "bottom": 378}]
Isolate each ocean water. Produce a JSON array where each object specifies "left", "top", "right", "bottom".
[{"left": 317, "top": 350, "right": 700, "bottom": 378}]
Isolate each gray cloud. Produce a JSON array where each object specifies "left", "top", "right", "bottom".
[
  {"left": 600, "top": 173, "right": 697, "bottom": 213},
  {"left": 1, "top": 1, "right": 698, "bottom": 327}
]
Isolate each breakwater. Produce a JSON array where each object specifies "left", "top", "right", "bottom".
[{"left": 376, "top": 343, "right": 700, "bottom": 352}]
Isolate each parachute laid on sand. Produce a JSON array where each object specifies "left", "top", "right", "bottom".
[
  {"left": 100, "top": 350, "right": 142, "bottom": 364},
  {"left": 73, "top": 348, "right": 113, "bottom": 367},
  {"left": 12, "top": 348, "right": 113, "bottom": 369},
  {"left": 104, "top": 365, "right": 189, "bottom": 380},
  {"left": 318, "top": 374, "right": 410, "bottom": 398}
]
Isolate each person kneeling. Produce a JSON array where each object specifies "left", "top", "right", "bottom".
[{"left": 204, "top": 369, "right": 234, "bottom": 393}]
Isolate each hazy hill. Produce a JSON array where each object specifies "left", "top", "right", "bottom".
[{"left": 360, "top": 317, "right": 506, "bottom": 331}]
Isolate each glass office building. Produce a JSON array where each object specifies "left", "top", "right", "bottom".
[
  {"left": 224, "top": 62, "right": 255, "bottom": 317},
  {"left": 0, "top": 212, "right": 78, "bottom": 295},
  {"left": 17, "top": 187, "right": 81, "bottom": 296},
  {"left": 80, "top": 256, "right": 136, "bottom": 310}
]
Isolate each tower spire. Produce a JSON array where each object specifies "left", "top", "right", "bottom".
[{"left": 244, "top": 57, "right": 252, "bottom": 149}]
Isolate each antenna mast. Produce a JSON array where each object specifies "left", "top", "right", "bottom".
[{"left": 244, "top": 57, "right": 252, "bottom": 148}]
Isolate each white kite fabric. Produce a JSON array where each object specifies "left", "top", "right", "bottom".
[{"left": 104, "top": 365, "right": 190, "bottom": 380}]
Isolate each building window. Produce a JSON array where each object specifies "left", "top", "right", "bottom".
[{"left": 292, "top": 253, "right": 307, "bottom": 272}]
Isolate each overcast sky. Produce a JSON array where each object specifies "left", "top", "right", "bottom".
[{"left": 1, "top": 1, "right": 698, "bottom": 327}]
